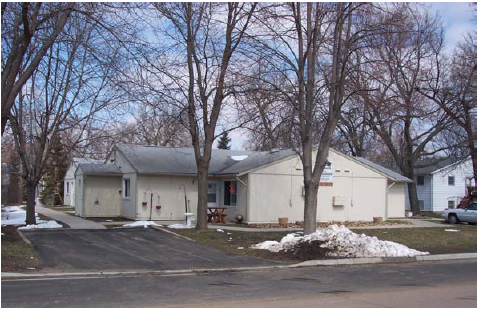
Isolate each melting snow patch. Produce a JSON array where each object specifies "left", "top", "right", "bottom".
[
  {"left": 1, "top": 206, "right": 41, "bottom": 226},
  {"left": 18, "top": 220, "right": 63, "bottom": 230},
  {"left": 231, "top": 155, "right": 248, "bottom": 161},
  {"left": 123, "top": 221, "right": 162, "bottom": 228},
  {"left": 216, "top": 229, "right": 224, "bottom": 232},
  {"left": 444, "top": 229, "right": 460, "bottom": 232},
  {"left": 168, "top": 224, "right": 193, "bottom": 229},
  {"left": 237, "top": 247, "right": 244, "bottom": 250},
  {"left": 252, "top": 225, "right": 429, "bottom": 258}
]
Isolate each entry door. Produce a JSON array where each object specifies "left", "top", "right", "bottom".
[{"left": 207, "top": 182, "right": 220, "bottom": 206}]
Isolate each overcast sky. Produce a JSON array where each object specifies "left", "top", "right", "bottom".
[{"left": 226, "top": 2, "right": 477, "bottom": 151}]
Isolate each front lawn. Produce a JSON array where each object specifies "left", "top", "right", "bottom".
[
  {"left": 352, "top": 226, "right": 477, "bottom": 254},
  {"left": 1, "top": 226, "right": 39, "bottom": 272},
  {"left": 168, "top": 225, "right": 476, "bottom": 261},
  {"left": 166, "top": 228, "right": 300, "bottom": 262}
]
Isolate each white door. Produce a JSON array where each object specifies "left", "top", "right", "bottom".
[
  {"left": 71, "top": 181, "right": 75, "bottom": 207},
  {"left": 207, "top": 182, "right": 220, "bottom": 206}
]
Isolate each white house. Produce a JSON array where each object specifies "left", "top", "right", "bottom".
[
  {"left": 74, "top": 144, "right": 411, "bottom": 223},
  {"left": 406, "top": 157, "right": 475, "bottom": 212},
  {"left": 64, "top": 157, "right": 101, "bottom": 207}
]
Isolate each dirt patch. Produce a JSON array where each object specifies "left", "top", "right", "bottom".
[
  {"left": 274, "top": 240, "right": 334, "bottom": 261},
  {"left": 247, "top": 220, "right": 411, "bottom": 229},
  {"left": 1, "top": 226, "right": 39, "bottom": 272}
]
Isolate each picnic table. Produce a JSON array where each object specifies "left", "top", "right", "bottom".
[{"left": 207, "top": 207, "right": 227, "bottom": 224}]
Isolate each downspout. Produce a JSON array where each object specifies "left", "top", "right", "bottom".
[
  {"left": 385, "top": 181, "right": 396, "bottom": 220},
  {"left": 236, "top": 175, "right": 248, "bottom": 223},
  {"left": 83, "top": 175, "right": 87, "bottom": 219}
]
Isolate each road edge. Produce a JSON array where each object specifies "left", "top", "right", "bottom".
[{"left": 2, "top": 252, "right": 476, "bottom": 280}]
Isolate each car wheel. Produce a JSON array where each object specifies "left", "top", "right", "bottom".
[{"left": 448, "top": 214, "right": 458, "bottom": 224}]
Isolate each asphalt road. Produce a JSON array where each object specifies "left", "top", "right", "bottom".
[
  {"left": 2, "top": 260, "right": 476, "bottom": 307},
  {"left": 23, "top": 228, "right": 277, "bottom": 272}
]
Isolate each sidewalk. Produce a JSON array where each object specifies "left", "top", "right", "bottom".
[
  {"left": 36, "top": 206, "right": 106, "bottom": 229},
  {"left": 208, "top": 219, "right": 453, "bottom": 232}
]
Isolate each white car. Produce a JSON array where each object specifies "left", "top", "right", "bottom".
[{"left": 442, "top": 203, "right": 477, "bottom": 225}]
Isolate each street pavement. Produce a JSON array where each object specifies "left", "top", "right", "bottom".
[{"left": 2, "top": 260, "right": 476, "bottom": 307}]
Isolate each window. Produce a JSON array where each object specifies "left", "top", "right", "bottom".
[
  {"left": 66, "top": 182, "right": 70, "bottom": 194},
  {"left": 207, "top": 183, "right": 217, "bottom": 204},
  {"left": 448, "top": 200, "right": 455, "bottom": 209},
  {"left": 417, "top": 176, "right": 424, "bottom": 186},
  {"left": 123, "top": 179, "right": 130, "bottom": 198},
  {"left": 468, "top": 203, "right": 477, "bottom": 211},
  {"left": 224, "top": 181, "right": 238, "bottom": 206},
  {"left": 448, "top": 176, "right": 455, "bottom": 186},
  {"left": 418, "top": 200, "right": 424, "bottom": 210}
]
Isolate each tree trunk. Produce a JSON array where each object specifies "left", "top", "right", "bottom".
[
  {"left": 25, "top": 182, "right": 36, "bottom": 225},
  {"left": 303, "top": 181, "right": 318, "bottom": 234},
  {"left": 195, "top": 163, "right": 209, "bottom": 230},
  {"left": 407, "top": 181, "right": 420, "bottom": 216}
]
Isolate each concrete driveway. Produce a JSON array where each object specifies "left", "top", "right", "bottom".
[{"left": 24, "top": 228, "right": 278, "bottom": 272}]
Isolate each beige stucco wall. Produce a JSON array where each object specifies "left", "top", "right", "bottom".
[
  {"left": 247, "top": 149, "right": 390, "bottom": 223},
  {"left": 83, "top": 176, "right": 121, "bottom": 217},
  {"left": 134, "top": 174, "right": 248, "bottom": 222},
  {"left": 136, "top": 175, "right": 198, "bottom": 220},
  {"left": 387, "top": 182, "right": 406, "bottom": 218}
]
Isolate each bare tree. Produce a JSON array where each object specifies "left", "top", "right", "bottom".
[
  {"left": 152, "top": 3, "right": 257, "bottom": 230},
  {"left": 6, "top": 9, "right": 123, "bottom": 225},
  {"left": 357, "top": 3, "right": 451, "bottom": 215},
  {"left": 246, "top": 3, "right": 379, "bottom": 234},
  {"left": 1, "top": 2, "right": 75, "bottom": 135},
  {"left": 418, "top": 32, "right": 477, "bottom": 186}
]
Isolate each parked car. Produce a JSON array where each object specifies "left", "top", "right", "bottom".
[{"left": 442, "top": 202, "right": 477, "bottom": 225}]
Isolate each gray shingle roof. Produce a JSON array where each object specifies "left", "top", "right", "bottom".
[
  {"left": 76, "top": 164, "right": 122, "bottom": 175},
  {"left": 353, "top": 157, "right": 412, "bottom": 183},
  {"left": 115, "top": 144, "right": 295, "bottom": 176}
]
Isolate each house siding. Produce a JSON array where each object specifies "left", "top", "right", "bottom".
[
  {"left": 406, "top": 175, "right": 433, "bottom": 211},
  {"left": 247, "top": 150, "right": 390, "bottom": 223},
  {"left": 431, "top": 159, "right": 474, "bottom": 212}
]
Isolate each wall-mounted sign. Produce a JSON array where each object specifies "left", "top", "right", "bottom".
[{"left": 320, "top": 162, "right": 333, "bottom": 184}]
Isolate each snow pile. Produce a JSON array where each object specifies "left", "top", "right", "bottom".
[
  {"left": 252, "top": 225, "right": 429, "bottom": 258},
  {"left": 168, "top": 223, "right": 193, "bottom": 229},
  {"left": 1, "top": 206, "right": 41, "bottom": 226},
  {"left": 123, "top": 221, "right": 162, "bottom": 228},
  {"left": 216, "top": 229, "right": 224, "bottom": 232},
  {"left": 231, "top": 155, "right": 248, "bottom": 161},
  {"left": 444, "top": 229, "right": 460, "bottom": 232},
  {"left": 18, "top": 220, "right": 63, "bottom": 230}
]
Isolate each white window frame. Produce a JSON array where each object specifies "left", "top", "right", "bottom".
[
  {"left": 123, "top": 178, "right": 131, "bottom": 199},
  {"left": 207, "top": 181, "right": 220, "bottom": 206}
]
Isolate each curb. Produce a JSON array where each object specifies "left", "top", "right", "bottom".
[
  {"left": 16, "top": 229, "right": 32, "bottom": 246},
  {"left": 291, "top": 253, "right": 477, "bottom": 268},
  {"left": 2, "top": 253, "right": 475, "bottom": 281}
]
